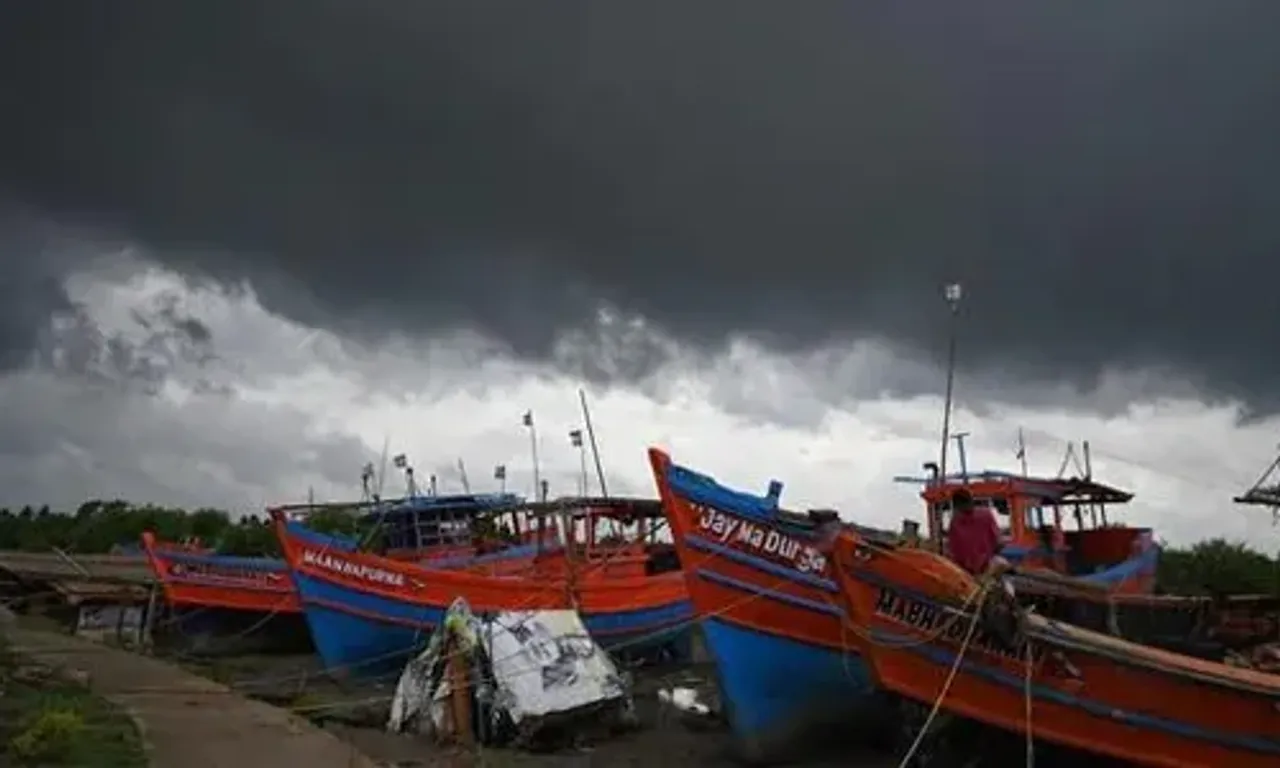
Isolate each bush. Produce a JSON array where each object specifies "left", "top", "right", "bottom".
[{"left": 9, "top": 708, "right": 85, "bottom": 763}]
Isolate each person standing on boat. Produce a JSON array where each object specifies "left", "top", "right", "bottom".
[{"left": 945, "top": 487, "right": 1004, "bottom": 575}]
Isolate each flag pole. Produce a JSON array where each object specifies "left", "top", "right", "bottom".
[
  {"left": 570, "top": 429, "right": 588, "bottom": 496},
  {"left": 579, "top": 388, "right": 609, "bottom": 498},
  {"left": 457, "top": 459, "right": 471, "bottom": 494},
  {"left": 523, "top": 411, "right": 541, "bottom": 502}
]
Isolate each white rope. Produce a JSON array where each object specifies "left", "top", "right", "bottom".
[{"left": 895, "top": 598, "right": 984, "bottom": 768}]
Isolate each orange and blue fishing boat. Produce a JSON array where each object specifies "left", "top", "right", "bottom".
[
  {"left": 648, "top": 448, "right": 880, "bottom": 761},
  {"left": 830, "top": 527, "right": 1280, "bottom": 767},
  {"left": 896, "top": 465, "right": 1280, "bottom": 660},
  {"left": 142, "top": 492, "right": 529, "bottom": 616},
  {"left": 898, "top": 466, "right": 1158, "bottom": 594},
  {"left": 272, "top": 496, "right": 693, "bottom": 679}
]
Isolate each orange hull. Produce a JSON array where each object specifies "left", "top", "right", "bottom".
[
  {"left": 273, "top": 509, "right": 693, "bottom": 676},
  {"left": 832, "top": 534, "right": 1280, "bottom": 767},
  {"left": 141, "top": 531, "right": 300, "bottom": 613}
]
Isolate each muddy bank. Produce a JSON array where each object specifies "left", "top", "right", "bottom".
[
  {"left": 167, "top": 648, "right": 1131, "bottom": 767},
  {"left": 172, "top": 651, "right": 897, "bottom": 767}
]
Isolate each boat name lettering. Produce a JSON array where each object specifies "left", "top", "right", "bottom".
[
  {"left": 170, "top": 561, "right": 278, "bottom": 583},
  {"left": 696, "top": 507, "right": 827, "bottom": 574},
  {"left": 873, "top": 587, "right": 1042, "bottom": 664},
  {"left": 301, "top": 549, "right": 406, "bottom": 587}
]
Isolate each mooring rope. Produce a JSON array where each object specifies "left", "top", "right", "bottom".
[
  {"left": 1024, "top": 634, "right": 1036, "bottom": 768},
  {"left": 893, "top": 592, "right": 985, "bottom": 768}
]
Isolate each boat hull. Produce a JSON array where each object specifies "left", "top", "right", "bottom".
[
  {"left": 141, "top": 532, "right": 300, "bottom": 614},
  {"left": 648, "top": 449, "right": 877, "bottom": 761},
  {"left": 833, "top": 535, "right": 1280, "bottom": 768},
  {"left": 275, "top": 515, "right": 693, "bottom": 678}
]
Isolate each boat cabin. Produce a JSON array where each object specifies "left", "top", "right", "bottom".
[
  {"left": 450, "top": 495, "right": 681, "bottom": 578},
  {"left": 553, "top": 496, "right": 680, "bottom": 576},
  {"left": 904, "top": 469, "right": 1156, "bottom": 588},
  {"left": 360, "top": 492, "right": 526, "bottom": 559}
]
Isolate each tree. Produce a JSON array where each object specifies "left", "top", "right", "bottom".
[
  {"left": 1156, "top": 538, "right": 1280, "bottom": 597},
  {"left": 0, "top": 500, "right": 383, "bottom": 558}
]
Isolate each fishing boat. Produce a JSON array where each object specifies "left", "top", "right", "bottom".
[
  {"left": 141, "top": 492, "right": 527, "bottom": 614},
  {"left": 890, "top": 466, "right": 1244, "bottom": 657},
  {"left": 647, "top": 448, "right": 884, "bottom": 761},
  {"left": 894, "top": 454, "right": 1280, "bottom": 658},
  {"left": 900, "top": 464, "right": 1158, "bottom": 592},
  {"left": 830, "top": 528, "right": 1280, "bottom": 767},
  {"left": 271, "top": 496, "right": 693, "bottom": 679},
  {"left": 140, "top": 492, "right": 535, "bottom": 656},
  {"left": 141, "top": 531, "right": 300, "bottom": 613}
]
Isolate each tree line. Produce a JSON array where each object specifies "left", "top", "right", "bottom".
[
  {"left": 0, "top": 501, "right": 1276, "bottom": 596},
  {"left": 0, "top": 501, "right": 364, "bottom": 558}
]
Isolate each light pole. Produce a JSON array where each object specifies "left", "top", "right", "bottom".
[
  {"left": 937, "top": 282, "right": 963, "bottom": 481},
  {"left": 934, "top": 282, "right": 963, "bottom": 549}
]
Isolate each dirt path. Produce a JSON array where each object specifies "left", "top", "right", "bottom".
[{"left": 5, "top": 626, "right": 379, "bottom": 768}]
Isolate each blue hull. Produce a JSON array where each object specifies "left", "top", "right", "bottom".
[
  {"left": 293, "top": 570, "right": 442, "bottom": 678},
  {"left": 701, "top": 617, "right": 877, "bottom": 760},
  {"left": 286, "top": 541, "right": 696, "bottom": 677},
  {"left": 296, "top": 569, "right": 696, "bottom": 678}
]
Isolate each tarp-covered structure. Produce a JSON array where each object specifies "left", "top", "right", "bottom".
[{"left": 388, "top": 598, "right": 632, "bottom": 746}]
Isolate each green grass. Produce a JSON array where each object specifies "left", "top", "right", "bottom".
[{"left": 0, "top": 634, "right": 147, "bottom": 767}]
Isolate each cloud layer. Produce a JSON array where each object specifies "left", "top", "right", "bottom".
[
  {"left": 0, "top": 253, "right": 1276, "bottom": 551},
  {"left": 4, "top": 3, "right": 1280, "bottom": 408}
]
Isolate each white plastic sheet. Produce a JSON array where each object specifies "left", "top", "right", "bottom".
[{"left": 388, "top": 598, "right": 629, "bottom": 740}]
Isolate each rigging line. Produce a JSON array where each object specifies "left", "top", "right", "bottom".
[{"left": 1024, "top": 426, "right": 1256, "bottom": 494}]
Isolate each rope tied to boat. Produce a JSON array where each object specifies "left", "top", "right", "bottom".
[
  {"left": 893, "top": 569, "right": 1040, "bottom": 768},
  {"left": 893, "top": 576, "right": 990, "bottom": 768}
]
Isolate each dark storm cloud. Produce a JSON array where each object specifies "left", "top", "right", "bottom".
[
  {"left": 5, "top": 2, "right": 1280, "bottom": 406},
  {"left": 0, "top": 211, "right": 80, "bottom": 370}
]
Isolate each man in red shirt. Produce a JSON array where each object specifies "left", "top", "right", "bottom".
[{"left": 945, "top": 488, "right": 1003, "bottom": 575}]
